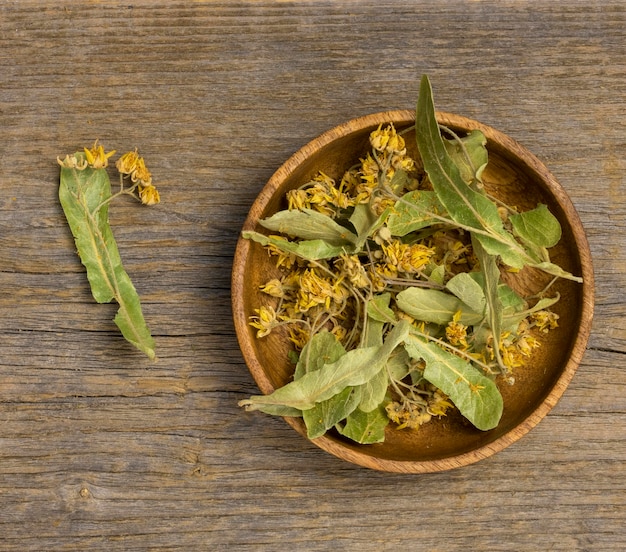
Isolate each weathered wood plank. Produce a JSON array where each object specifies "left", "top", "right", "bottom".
[{"left": 0, "top": 0, "right": 624, "bottom": 550}]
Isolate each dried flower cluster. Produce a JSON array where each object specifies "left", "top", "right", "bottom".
[{"left": 58, "top": 140, "right": 160, "bottom": 207}]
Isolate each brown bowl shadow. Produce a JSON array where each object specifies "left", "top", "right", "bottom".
[{"left": 232, "top": 110, "right": 594, "bottom": 473}]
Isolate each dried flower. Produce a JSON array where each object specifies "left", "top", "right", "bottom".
[
  {"left": 116, "top": 148, "right": 140, "bottom": 175},
  {"left": 84, "top": 140, "right": 116, "bottom": 169},
  {"left": 138, "top": 184, "right": 160, "bottom": 206}
]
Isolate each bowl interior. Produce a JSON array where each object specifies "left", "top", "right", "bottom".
[{"left": 232, "top": 110, "right": 594, "bottom": 473}]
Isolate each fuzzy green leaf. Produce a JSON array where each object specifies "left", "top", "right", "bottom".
[
  {"left": 349, "top": 203, "right": 390, "bottom": 248},
  {"left": 510, "top": 203, "right": 562, "bottom": 249},
  {"left": 443, "top": 129, "right": 489, "bottom": 185},
  {"left": 396, "top": 287, "right": 484, "bottom": 326},
  {"left": 366, "top": 293, "right": 396, "bottom": 324},
  {"left": 59, "top": 161, "right": 155, "bottom": 359},
  {"left": 405, "top": 336, "right": 503, "bottom": 431},
  {"left": 445, "top": 272, "right": 486, "bottom": 315},
  {"left": 259, "top": 208, "right": 358, "bottom": 246},
  {"left": 303, "top": 386, "right": 362, "bottom": 439},
  {"left": 356, "top": 366, "right": 389, "bottom": 413},
  {"left": 416, "top": 75, "right": 528, "bottom": 269},
  {"left": 336, "top": 404, "right": 389, "bottom": 444},
  {"left": 387, "top": 190, "right": 444, "bottom": 237},
  {"left": 294, "top": 331, "right": 346, "bottom": 380},
  {"left": 242, "top": 230, "right": 349, "bottom": 261},
  {"left": 473, "top": 236, "right": 505, "bottom": 371}
]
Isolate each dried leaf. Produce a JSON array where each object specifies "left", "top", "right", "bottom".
[
  {"left": 336, "top": 404, "right": 389, "bottom": 444},
  {"left": 405, "top": 336, "right": 503, "bottom": 431},
  {"left": 259, "top": 208, "right": 358, "bottom": 246},
  {"left": 59, "top": 160, "right": 155, "bottom": 359}
]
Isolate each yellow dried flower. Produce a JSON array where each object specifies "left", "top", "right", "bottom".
[
  {"left": 249, "top": 305, "right": 279, "bottom": 338},
  {"left": 259, "top": 278, "right": 285, "bottom": 298},
  {"left": 264, "top": 236, "right": 297, "bottom": 269},
  {"left": 84, "top": 140, "right": 116, "bottom": 169},
  {"left": 370, "top": 124, "right": 406, "bottom": 155},
  {"left": 288, "top": 326, "right": 310, "bottom": 350},
  {"left": 446, "top": 311, "right": 468, "bottom": 348},
  {"left": 385, "top": 401, "right": 432, "bottom": 429},
  {"left": 531, "top": 310, "right": 559, "bottom": 333},
  {"left": 380, "top": 240, "right": 435, "bottom": 275},
  {"left": 116, "top": 148, "right": 140, "bottom": 175},
  {"left": 427, "top": 390, "right": 454, "bottom": 417},
  {"left": 131, "top": 157, "right": 152, "bottom": 185},
  {"left": 138, "top": 184, "right": 160, "bottom": 206},
  {"left": 57, "top": 154, "right": 88, "bottom": 170},
  {"left": 336, "top": 254, "right": 370, "bottom": 289}
]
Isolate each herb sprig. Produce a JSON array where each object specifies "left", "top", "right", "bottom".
[
  {"left": 58, "top": 142, "right": 160, "bottom": 359},
  {"left": 239, "top": 76, "right": 581, "bottom": 444}
]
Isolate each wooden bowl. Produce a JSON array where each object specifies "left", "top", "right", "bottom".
[{"left": 232, "top": 110, "right": 594, "bottom": 473}]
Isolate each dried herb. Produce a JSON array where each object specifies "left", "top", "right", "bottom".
[
  {"left": 58, "top": 142, "right": 160, "bottom": 359},
  {"left": 239, "top": 75, "right": 581, "bottom": 444}
]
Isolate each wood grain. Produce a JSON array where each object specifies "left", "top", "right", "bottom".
[{"left": 0, "top": 1, "right": 624, "bottom": 550}]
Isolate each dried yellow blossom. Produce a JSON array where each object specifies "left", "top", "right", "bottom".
[
  {"left": 427, "top": 390, "right": 454, "bottom": 417},
  {"left": 116, "top": 148, "right": 140, "bottom": 175},
  {"left": 264, "top": 236, "right": 297, "bottom": 269},
  {"left": 249, "top": 305, "right": 280, "bottom": 338},
  {"left": 446, "top": 311, "right": 468, "bottom": 348},
  {"left": 259, "top": 278, "right": 285, "bottom": 298},
  {"left": 288, "top": 326, "right": 310, "bottom": 350},
  {"left": 385, "top": 401, "right": 432, "bottom": 429},
  {"left": 84, "top": 140, "right": 116, "bottom": 169},
  {"left": 131, "top": 156, "right": 152, "bottom": 185},
  {"left": 57, "top": 154, "right": 88, "bottom": 170},
  {"left": 296, "top": 268, "right": 347, "bottom": 313},
  {"left": 531, "top": 310, "right": 559, "bottom": 333},
  {"left": 138, "top": 184, "right": 160, "bottom": 206},
  {"left": 380, "top": 240, "right": 435, "bottom": 275},
  {"left": 336, "top": 254, "right": 370, "bottom": 289},
  {"left": 370, "top": 123, "right": 406, "bottom": 155}
]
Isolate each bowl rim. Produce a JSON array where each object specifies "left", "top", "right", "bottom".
[{"left": 232, "top": 109, "right": 595, "bottom": 473}]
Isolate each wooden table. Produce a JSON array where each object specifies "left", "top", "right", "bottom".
[{"left": 1, "top": 1, "right": 624, "bottom": 550}]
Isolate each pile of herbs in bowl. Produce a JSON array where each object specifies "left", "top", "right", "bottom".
[{"left": 232, "top": 75, "right": 592, "bottom": 472}]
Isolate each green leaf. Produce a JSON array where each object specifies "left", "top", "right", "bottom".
[
  {"left": 239, "top": 321, "right": 410, "bottom": 412},
  {"left": 366, "top": 292, "right": 396, "bottom": 324},
  {"left": 396, "top": 287, "right": 484, "bottom": 326},
  {"left": 388, "top": 168, "right": 413, "bottom": 194},
  {"left": 59, "top": 161, "right": 155, "bottom": 359},
  {"left": 259, "top": 208, "right": 358, "bottom": 246},
  {"left": 405, "top": 336, "right": 503, "bottom": 431},
  {"left": 529, "top": 261, "right": 584, "bottom": 283},
  {"left": 443, "top": 129, "right": 489, "bottom": 186},
  {"left": 356, "top": 367, "right": 389, "bottom": 413},
  {"left": 242, "top": 231, "right": 350, "bottom": 261},
  {"left": 336, "top": 404, "right": 389, "bottom": 444},
  {"left": 472, "top": 236, "right": 505, "bottom": 371},
  {"left": 445, "top": 272, "right": 486, "bottom": 315},
  {"left": 303, "top": 386, "right": 361, "bottom": 439},
  {"left": 415, "top": 75, "right": 528, "bottom": 269},
  {"left": 294, "top": 331, "right": 346, "bottom": 380},
  {"left": 348, "top": 202, "right": 390, "bottom": 248},
  {"left": 510, "top": 204, "right": 562, "bottom": 249},
  {"left": 387, "top": 190, "right": 443, "bottom": 237},
  {"left": 428, "top": 263, "right": 446, "bottom": 286},
  {"left": 387, "top": 347, "right": 412, "bottom": 382},
  {"left": 502, "top": 293, "right": 561, "bottom": 330},
  {"left": 244, "top": 403, "right": 303, "bottom": 417}
]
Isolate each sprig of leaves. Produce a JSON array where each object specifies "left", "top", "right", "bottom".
[{"left": 58, "top": 147, "right": 158, "bottom": 359}]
